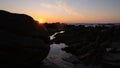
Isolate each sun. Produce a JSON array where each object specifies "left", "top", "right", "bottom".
[{"left": 38, "top": 18, "right": 45, "bottom": 24}]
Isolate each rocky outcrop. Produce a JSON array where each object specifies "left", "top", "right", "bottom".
[
  {"left": 53, "top": 24, "right": 120, "bottom": 67},
  {"left": 43, "top": 23, "right": 66, "bottom": 35},
  {"left": 102, "top": 42, "right": 120, "bottom": 67},
  {"left": 0, "top": 10, "right": 50, "bottom": 67}
]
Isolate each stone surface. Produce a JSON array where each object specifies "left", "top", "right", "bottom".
[
  {"left": 0, "top": 10, "right": 50, "bottom": 67},
  {"left": 53, "top": 24, "right": 120, "bottom": 67}
]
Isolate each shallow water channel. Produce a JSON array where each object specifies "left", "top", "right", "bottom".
[{"left": 41, "top": 31, "right": 102, "bottom": 68}]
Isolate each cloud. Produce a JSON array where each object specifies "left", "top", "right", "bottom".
[
  {"left": 58, "top": 2, "right": 81, "bottom": 17},
  {"left": 40, "top": 3, "right": 57, "bottom": 9},
  {"left": 40, "top": 0, "right": 82, "bottom": 18}
]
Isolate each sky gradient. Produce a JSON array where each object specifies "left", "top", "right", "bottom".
[{"left": 0, "top": 0, "right": 120, "bottom": 23}]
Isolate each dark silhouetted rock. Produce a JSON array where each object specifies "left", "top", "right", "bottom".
[
  {"left": 53, "top": 24, "right": 120, "bottom": 67},
  {"left": 43, "top": 23, "right": 66, "bottom": 35},
  {"left": 0, "top": 10, "right": 50, "bottom": 67}
]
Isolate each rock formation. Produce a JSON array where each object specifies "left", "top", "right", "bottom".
[
  {"left": 53, "top": 24, "right": 120, "bottom": 67},
  {"left": 0, "top": 10, "right": 50, "bottom": 67}
]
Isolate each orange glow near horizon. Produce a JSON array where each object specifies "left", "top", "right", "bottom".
[
  {"left": 37, "top": 18, "right": 45, "bottom": 24},
  {"left": 32, "top": 13, "right": 119, "bottom": 23},
  {"left": 31, "top": 10, "right": 120, "bottom": 24},
  {"left": 33, "top": 15, "right": 120, "bottom": 24}
]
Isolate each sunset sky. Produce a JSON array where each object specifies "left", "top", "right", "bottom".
[{"left": 0, "top": 0, "right": 120, "bottom": 23}]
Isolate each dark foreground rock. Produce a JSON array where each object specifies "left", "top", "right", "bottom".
[
  {"left": 0, "top": 10, "right": 50, "bottom": 67},
  {"left": 53, "top": 24, "right": 120, "bottom": 67}
]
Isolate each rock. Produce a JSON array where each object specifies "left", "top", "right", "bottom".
[
  {"left": 0, "top": 10, "right": 50, "bottom": 67},
  {"left": 102, "top": 42, "right": 120, "bottom": 67},
  {"left": 54, "top": 24, "right": 120, "bottom": 66}
]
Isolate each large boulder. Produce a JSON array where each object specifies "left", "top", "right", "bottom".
[{"left": 0, "top": 10, "right": 50, "bottom": 67}]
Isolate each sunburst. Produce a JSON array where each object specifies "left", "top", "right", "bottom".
[{"left": 38, "top": 18, "right": 45, "bottom": 24}]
